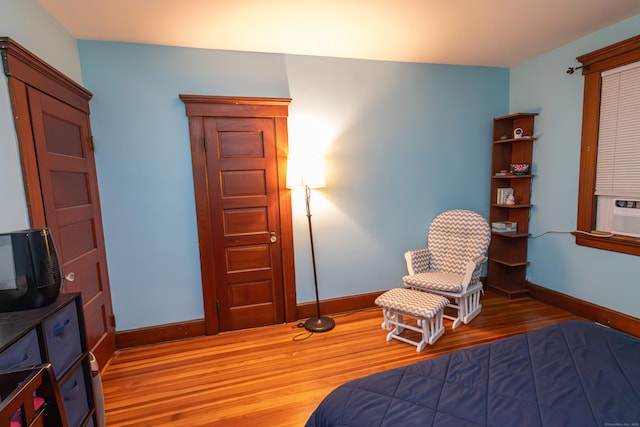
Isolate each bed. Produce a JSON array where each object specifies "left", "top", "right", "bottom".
[{"left": 305, "top": 320, "right": 640, "bottom": 427}]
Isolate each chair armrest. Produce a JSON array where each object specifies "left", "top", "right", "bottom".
[
  {"left": 461, "top": 256, "right": 488, "bottom": 292},
  {"left": 404, "top": 248, "right": 430, "bottom": 275}
]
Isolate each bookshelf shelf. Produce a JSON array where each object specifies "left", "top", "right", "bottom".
[{"left": 488, "top": 113, "right": 537, "bottom": 298}]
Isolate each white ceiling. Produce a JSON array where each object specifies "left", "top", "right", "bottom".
[{"left": 37, "top": 0, "right": 640, "bottom": 68}]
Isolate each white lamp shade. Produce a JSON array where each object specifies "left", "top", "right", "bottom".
[{"left": 286, "top": 154, "right": 326, "bottom": 188}]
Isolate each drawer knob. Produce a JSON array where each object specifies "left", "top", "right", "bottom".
[{"left": 64, "top": 272, "right": 75, "bottom": 282}]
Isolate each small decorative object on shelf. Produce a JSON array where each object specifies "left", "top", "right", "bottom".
[
  {"left": 496, "top": 188, "right": 514, "bottom": 204},
  {"left": 489, "top": 113, "right": 537, "bottom": 298},
  {"left": 492, "top": 221, "right": 517, "bottom": 232},
  {"left": 510, "top": 163, "right": 530, "bottom": 175}
]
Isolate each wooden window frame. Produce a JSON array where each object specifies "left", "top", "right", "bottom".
[{"left": 575, "top": 35, "right": 640, "bottom": 256}]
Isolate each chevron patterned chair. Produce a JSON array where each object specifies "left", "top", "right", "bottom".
[
  {"left": 375, "top": 287, "right": 450, "bottom": 351},
  {"left": 403, "top": 209, "right": 491, "bottom": 329}
]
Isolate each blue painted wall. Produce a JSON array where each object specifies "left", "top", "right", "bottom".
[
  {"left": 511, "top": 15, "right": 640, "bottom": 318},
  {"left": 2, "top": 3, "right": 638, "bottom": 331},
  {"left": 0, "top": 0, "right": 82, "bottom": 231},
  {"left": 78, "top": 42, "right": 507, "bottom": 329}
]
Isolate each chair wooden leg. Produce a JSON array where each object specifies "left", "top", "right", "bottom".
[
  {"left": 427, "top": 310, "right": 445, "bottom": 344},
  {"left": 385, "top": 313, "right": 406, "bottom": 342},
  {"left": 451, "top": 317, "right": 462, "bottom": 330},
  {"left": 375, "top": 288, "right": 449, "bottom": 351},
  {"left": 463, "top": 292, "right": 482, "bottom": 324},
  {"left": 381, "top": 309, "right": 445, "bottom": 351},
  {"left": 443, "top": 291, "right": 483, "bottom": 329},
  {"left": 441, "top": 299, "right": 462, "bottom": 330},
  {"left": 381, "top": 308, "right": 391, "bottom": 330},
  {"left": 395, "top": 314, "right": 405, "bottom": 334}
]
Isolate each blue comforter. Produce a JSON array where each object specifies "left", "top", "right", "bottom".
[{"left": 306, "top": 321, "right": 640, "bottom": 426}]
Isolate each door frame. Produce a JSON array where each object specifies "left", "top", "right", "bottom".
[
  {"left": 1, "top": 37, "right": 116, "bottom": 365},
  {"left": 1, "top": 37, "right": 93, "bottom": 226},
  {"left": 180, "top": 95, "right": 297, "bottom": 335}
]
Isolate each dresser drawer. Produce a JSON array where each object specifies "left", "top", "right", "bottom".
[
  {"left": 0, "top": 328, "right": 42, "bottom": 370},
  {"left": 60, "top": 363, "right": 91, "bottom": 427},
  {"left": 0, "top": 294, "right": 94, "bottom": 427},
  {"left": 43, "top": 300, "right": 82, "bottom": 379}
]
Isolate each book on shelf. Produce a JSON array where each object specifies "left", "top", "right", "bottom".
[
  {"left": 496, "top": 188, "right": 514, "bottom": 204},
  {"left": 492, "top": 221, "right": 517, "bottom": 232}
]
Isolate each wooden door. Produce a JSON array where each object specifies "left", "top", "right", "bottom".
[
  {"left": 180, "top": 95, "right": 297, "bottom": 334},
  {"left": 205, "top": 117, "right": 284, "bottom": 330},
  {"left": 27, "top": 87, "right": 116, "bottom": 366},
  {"left": 1, "top": 38, "right": 116, "bottom": 368}
]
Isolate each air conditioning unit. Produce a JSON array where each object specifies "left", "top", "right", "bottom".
[{"left": 611, "top": 199, "right": 640, "bottom": 238}]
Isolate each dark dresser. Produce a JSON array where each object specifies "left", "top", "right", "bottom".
[{"left": 0, "top": 293, "right": 96, "bottom": 427}]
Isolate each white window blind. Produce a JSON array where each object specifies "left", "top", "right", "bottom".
[{"left": 595, "top": 60, "right": 640, "bottom": 198}]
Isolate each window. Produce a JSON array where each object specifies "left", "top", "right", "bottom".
[
  {"left": 594, "top": 61, "right": 640, "bottom": 238},
  {"left": 575, "top": 35, "right": 640, "bottom": 256}
]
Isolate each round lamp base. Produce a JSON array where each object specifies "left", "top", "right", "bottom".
[{"left": 304, "top": 316, "right": 335, "bottom": 332}]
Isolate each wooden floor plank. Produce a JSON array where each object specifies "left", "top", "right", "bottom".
[{"left": 101, "top": 291, "right": 584, "bottom": 426}]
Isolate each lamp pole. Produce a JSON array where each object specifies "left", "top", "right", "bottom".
[{"left": 303, "top": 185, "right": 335, "bottom": 332}]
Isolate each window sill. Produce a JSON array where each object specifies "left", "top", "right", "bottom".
[{"left": 574, "top": 232, "right": 640, "bottom": 256}]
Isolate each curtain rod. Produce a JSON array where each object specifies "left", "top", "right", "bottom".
[
  {"left": 567, "top": 42, "right": 640, "bottom": 75},
  {"left": 566, "top": 64, "right": 589, "bottom": 75}
]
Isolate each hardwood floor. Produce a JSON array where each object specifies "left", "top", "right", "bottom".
[{"left": 101, "top": 290, "right": 584, "bottom": 426}]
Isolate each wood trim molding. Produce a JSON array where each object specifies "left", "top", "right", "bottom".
[
  {"left": 575, "top": 34, "right": 640, "bottom": 256},
  {"left": 274, "top": 117, "right": 297, "bottom": 322},
  {"left": 574, "top": 232, "right": 640, "bottom": 256},
  {"left": 527, "top": 281, "right": 640, "bottom": 338},
  {"left": 116, "top": 319, "right": 206, "bottom": 349},
  {"left": 116, "top": 291, "right": 385, "bottom": 349},
  {"left": 116, "top": 284, "right": 640, "bottom": 348},
  {"left": 179, "top": 94, "right": 291, "bottom": 118},
  {"left": 6, "top": 77, "right": 47, "bottom": 227},
  {"left": 179, "top": 95, "right": 296, "bottom": 334},
  {"left": 577, "top": 34, "right": 640, "bottom": 75},
  {"left": 0, "top": 37, "right": 92, "bottom": 112},
  {"left": 296, "top": 291, "right": 385, "bottom": 320},
  {"left": 1, "top": 37, "right": 93, "bottom": 227},
  {"left": 179, "top": 95, "right": 292, "bottom": 106}
]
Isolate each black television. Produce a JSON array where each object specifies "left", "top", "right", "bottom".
[{"left": 0, "top": 228, "right": 62, "bottom": 312}]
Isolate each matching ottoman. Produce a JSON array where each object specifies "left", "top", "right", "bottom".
[{"left": 375, "top": 288, "right": 449, "bottom": 352}]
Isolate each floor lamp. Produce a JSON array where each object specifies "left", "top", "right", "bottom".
[{"left": 287, "top": 154, "right": 335, "bottom": 332}]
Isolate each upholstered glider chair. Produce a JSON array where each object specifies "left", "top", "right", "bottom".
[{"left": 403, "top": 209, "right": 490, "bottom": 329}]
